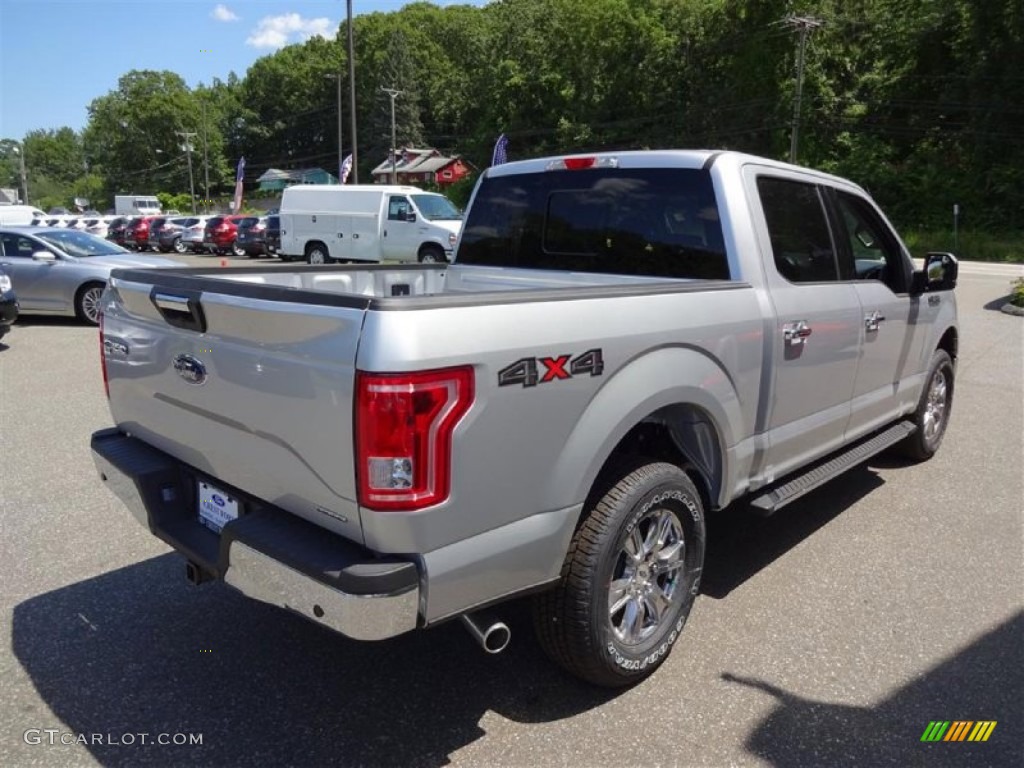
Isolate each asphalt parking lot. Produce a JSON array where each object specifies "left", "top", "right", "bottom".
[{"left": 0, "top": 259, "right": 1021, "bottom": 767}]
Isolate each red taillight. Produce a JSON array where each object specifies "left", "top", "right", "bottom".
[
  {"left": 356, "top": 367, "right": 474, "bottom": 511},
  {"left": 99, "top": 313, "right": 109, "bottom": 399}
]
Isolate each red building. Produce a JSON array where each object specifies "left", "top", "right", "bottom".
[{"left": 370, "top": 148, "right": 473, "bottom": 186}]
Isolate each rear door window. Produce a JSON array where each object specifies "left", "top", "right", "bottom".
[
  {"left": 757, "top": 177, "right": 839, "bottom": 283},
  {"left": 458, "top": 167, "right": 729, "bottom": 279}
]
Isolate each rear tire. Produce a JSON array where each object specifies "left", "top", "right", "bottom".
[
  {"left": 173, "top": 237, "right": 188, "bottom": 254},
  {"left": 306, "top": 242, "right": 333, "bottom": 265},
  {"left": 232, "top": 242, "right": 246, "bottom": 258},
  {"left": 898, "top": 349, "right": 954, "bottom": 460},
  {"left": 533, "top": 461, "right": 706, "bottom": 687}
]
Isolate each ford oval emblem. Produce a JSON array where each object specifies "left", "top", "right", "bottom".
[
  {"left": 212, "top": 494, "right": 225, "bottom": 507},
  {"left": 173, "top": 354, "right": 207, "bottom": 386}
]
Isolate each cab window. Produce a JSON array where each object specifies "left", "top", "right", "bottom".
[
  {"left": 388, "top": 197, "right": 411, "bottom": 221},
  {"left": 757, "top": 177, "right": 839, "bottom": 283},
  {"left": 833, "top": 191, "right": 907, "bottom": 292}
]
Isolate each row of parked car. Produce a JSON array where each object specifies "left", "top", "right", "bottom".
[{"left": 28, "top": 213, "right": 281, "bottom": 258}]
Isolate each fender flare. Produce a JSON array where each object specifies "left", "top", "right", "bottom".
[{"left": 538, "top": 345, "right": 745, "bottom": 513}]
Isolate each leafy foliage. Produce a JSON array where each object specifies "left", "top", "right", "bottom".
[
  {"left": 1010, "top": 278, "right": 1024, "bottom": 307},
  {"left": 2, "top": 0, "right": 1021, "bottom": 247}
]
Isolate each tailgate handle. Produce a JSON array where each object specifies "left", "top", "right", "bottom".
[{"left": 151, "top": 290, "right": 207, "bottom": 333}]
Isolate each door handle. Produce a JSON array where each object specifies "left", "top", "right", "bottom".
[
  {"left": 783, "top": 320, "right": 813, "bottom": 345},
  {"left": 865, "top": 311, "right": 886, "bottom": 332},
  {"left": 352, "top": 234, "right": 359, "bottom": 239}
]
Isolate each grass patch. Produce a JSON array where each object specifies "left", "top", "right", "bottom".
[
  {"left": 902, "top": 230, "right": 1023, "bottom": 263},
  {"left": 1010, "top": 278, "right": 1024, "bottom": 308}
]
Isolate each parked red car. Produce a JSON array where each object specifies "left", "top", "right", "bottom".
[
  {"left": 125, "top": 216, "right": 159, "bottom": 251},
  {"left": 203, "top": 215, "right": 248, "bottom": 256}
]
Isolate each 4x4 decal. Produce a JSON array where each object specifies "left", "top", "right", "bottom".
[{"left": 498, "top": 349, "right": 605, "bottom": 387}]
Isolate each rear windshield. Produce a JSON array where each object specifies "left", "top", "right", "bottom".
[
  {"left": 207, "top": 217, "right": 225, "bottom": 227},
  {"left": 239, "top": 217, "right": 261, "bottom": 228},
  {"left": 458, "top": 167, "right": 729, "bottom": 280}
]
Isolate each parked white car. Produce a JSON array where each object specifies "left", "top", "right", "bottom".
[
  {"left": 84, "top": 218, "right": 110, "bottom": 238},
  {"left": 181, "top": 216, "right": 212, "bottom": 253}
]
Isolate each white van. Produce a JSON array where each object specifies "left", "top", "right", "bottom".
[
  {"left": 278, "top": 185, "right": 463, "bottom": 264},
  {"left": 0, "top": 205, "right": 48, "bottom": 226}
]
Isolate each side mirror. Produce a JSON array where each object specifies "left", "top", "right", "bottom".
[
  {"left": 404, "top": 211, "right": 417, "bottom": 223},
  {"left": 32, "top": 251, "right": 57, "bottom": 263},
  {"left": 911, "top": 251, "right": 958, "bottom": 294}
]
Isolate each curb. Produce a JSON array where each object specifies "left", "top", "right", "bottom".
[{"left": 1000, "top": 301, "right": 1024, "bottom": 316}]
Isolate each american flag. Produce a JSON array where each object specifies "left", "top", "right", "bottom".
[
  {"left": 491, "top": 133, "right": 508, "bottom": 166},
  {"left": 340, "top": 154, "right": 353, "bottom": 184},
  {"left": 232, "top": 157, "right": 246, "bottom": 212}
]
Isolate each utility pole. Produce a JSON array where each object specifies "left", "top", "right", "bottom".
[
  {"left": 381, "top": 87, "right": 402, "bottom": 184},
  {"left": 326, "top": 72, "right": 344, "bottom": 182},
  {"left": 13, "top": 143, "right": 28, "bottom": 204},
  {"left": 201, "top": 100, "right": 211, "bottom": 213},
  {"left": 176, "top": 130, "right": 198, "bottom": 214},
  {"left": 784, "top": 15, "right": 824, "bottom": 164},
  {"left": 346, "top": 0, "right": 359, "bottom": 183}
]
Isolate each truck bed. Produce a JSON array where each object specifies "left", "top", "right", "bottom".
[{"left": 110, "top": 262, "right": 721, "bottom": 305}]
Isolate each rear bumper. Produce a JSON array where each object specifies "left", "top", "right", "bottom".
[{"left": 91, "top": 428, "right": 420, "bottom": 641}]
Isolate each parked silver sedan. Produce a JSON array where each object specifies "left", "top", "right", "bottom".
[{"left": 0, "top": 227, "right": 181, "bottom": 325}]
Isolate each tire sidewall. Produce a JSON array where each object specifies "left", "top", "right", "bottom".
[
  {"left": 307, "top": 244, "right": 327, "bottom": 265},
  {"left": 918, "top": 350, "right": 954, "bottom": 455},
  {"left": 592, "top": 468, "right": 705, "bottom": 679}
]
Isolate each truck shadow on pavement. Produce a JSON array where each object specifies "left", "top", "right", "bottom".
[
  {"left": 701, "top": 463, "right": 886, "bottom": 599},
  {"left": 721, "top": 611, "right": 1023, "bottom": 768},
  {"left": 12, "top": 556, "right": 614, "bottom": 768}
]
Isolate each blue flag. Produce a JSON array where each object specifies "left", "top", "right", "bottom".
[
  {"left": 491, "top": 134, "right": 508, "bottom": 166},
  {"left": 232, "top": 157, "right": 246, "bottom": 212}
]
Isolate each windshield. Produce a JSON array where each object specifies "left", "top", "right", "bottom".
[
  {"left": 37, "top": 230, "right": 130, "bottom": 258},
  {"left": 411, "top": 194, "right": 462, "bottom": 221}
]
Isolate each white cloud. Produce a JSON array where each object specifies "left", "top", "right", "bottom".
[
  {"left": 246, "top": 14, "right": 333, "bottom": 49},
  {"left": 211, "top": 4, "right": 239, "bottom": 22}
]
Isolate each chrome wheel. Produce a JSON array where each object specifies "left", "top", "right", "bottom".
[
  {"left": 78, "top": 284, "right": 104, "bottom": 325},
  {"left": 922, "top": 369, "right": 948, "bottom": 443},
  {"left": 173, "top": 237, "right": 187, "bottom": 254},
  {"left": 608, "top": 507, "right": 685, "bottom": 646}
]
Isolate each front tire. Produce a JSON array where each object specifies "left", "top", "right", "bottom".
[
  {"left": 418, "top": 245, "right": 446, "bottom": 264},
  {"left": 173, "top": 237, "right": 187, "bottom": 254},
  {"left": 75, "top": 282, "right": 106, "bottom": 326},
  {"left": 898, "top": 349, "right": 954, "bottom": 460},
  {"left": 534, "top": 461, "right": 706, "bottom": 687}
]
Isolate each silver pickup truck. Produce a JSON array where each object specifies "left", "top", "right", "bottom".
[{"left": 91, "top": 150, "right": 958, "bottom": 687}]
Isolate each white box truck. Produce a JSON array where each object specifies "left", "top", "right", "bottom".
[
  {"left": 0, "top": 205, "right": 48, "bottom": 226},
  {"left": 278, "top": 185, "right": 463, "bottom": 264},
  {"left": 115, "top": 195, "right": 162, "bottom": 216}
]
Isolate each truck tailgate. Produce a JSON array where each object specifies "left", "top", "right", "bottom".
[{"left": 101, "top": 273, "right": 369, "bottom": 544}]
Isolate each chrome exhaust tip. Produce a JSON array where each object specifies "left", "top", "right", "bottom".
[{"left": 460, "top": 612, "right": 511, "bottom": 654}]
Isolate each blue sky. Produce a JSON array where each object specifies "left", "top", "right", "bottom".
[{"left": 0, "top": 0, "right": 487, "bottom": 142}]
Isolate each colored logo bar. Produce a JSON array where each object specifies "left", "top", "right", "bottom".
[{"left": 921, "top": 721, "right": 997, "bottom": 742}]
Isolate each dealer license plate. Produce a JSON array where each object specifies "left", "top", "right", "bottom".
[{"left": 197, "top": 481, "right": 239, "bottom": 533}]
